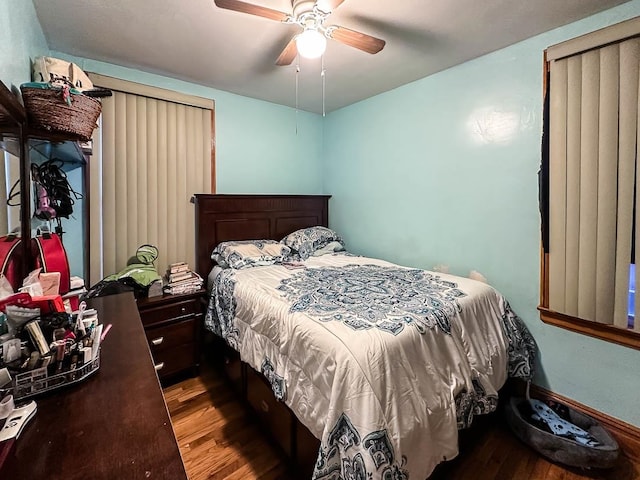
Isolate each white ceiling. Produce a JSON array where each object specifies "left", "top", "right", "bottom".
[{"left": 33, "top": 0, "right": 631, "bottom": 114}]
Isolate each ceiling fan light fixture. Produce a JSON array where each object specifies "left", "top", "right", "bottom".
[{"left": 296, "top": 29, "right": 327, "bottom": 59}]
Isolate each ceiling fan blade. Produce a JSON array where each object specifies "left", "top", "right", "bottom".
[
  {"left": 214, "top": 0, "right": 290, "bottom": 22},
  {"left": 276, "top": 37, "right": 298, "bottom": 66},
  {"left": 328, "top": 26, "right": 385, "bottom": 54},
  {"left": 316, "top": 0, "right": 346, "bottom": 13}
]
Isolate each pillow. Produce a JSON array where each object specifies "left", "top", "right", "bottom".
[
  {"left": 312, "top": 240, "right": 345, "bottom": 257},
  {"left": 211, "top": 240, "right": 291, "bottom": 269},
  {"left": 281, "top": 227, "right": 344, "bottom": 260}
]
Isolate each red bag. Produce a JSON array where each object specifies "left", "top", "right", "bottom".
[
  {"left": 32, "top": 232, "right": 71, "bottom": 294},
  {"left": 0, "top": 235, "right": 23, "bottom": 291}
]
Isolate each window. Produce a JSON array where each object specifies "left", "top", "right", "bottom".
[{"left": 540, "top": 16, "right": 640, "bottom": 350}]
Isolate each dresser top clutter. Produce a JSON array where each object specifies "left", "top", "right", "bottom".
[{"left": 0, "top": 292, "right": 188, "bottom": 479}]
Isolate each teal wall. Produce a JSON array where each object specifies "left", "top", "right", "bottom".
[
  {"left": 50, "top": 54, "right": 325, "bottom": 275},
  {"left": 2, "top": 0, "right": 323, "bottom": 280},
  {"left": 50, "top": 52, "right": 325, "bottom": 195},
  {"left": 3, "top": 0, "right": 639, "bottom": 428},
  {"left": 44, "top": 54, "right": 324, "bottom": 279},
  {"left": 0, "top": 0, "right": 324, "bottom": 196},
  {"left": 0, "top": 0, "right": 48, "bottom": 88},
  {"left": 324, "top": 1, "right": 640, "bottom": 427}
]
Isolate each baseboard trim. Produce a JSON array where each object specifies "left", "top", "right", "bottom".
[{"left": 530, "top": 384, "right": 640, "bottom": 462}]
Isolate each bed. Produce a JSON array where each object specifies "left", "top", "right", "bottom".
[{"left": 194, "top": 194, "right": 536, "bottom": 480}]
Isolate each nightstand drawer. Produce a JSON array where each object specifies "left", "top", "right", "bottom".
[
  {"left": 145, "top": 318, "right": 196, "bottom": 352},
  {"left": 139, "top": 299, "right": 197, "bottom": 327},
  {"left": 137, "top": 290, "right": 204, "bottom": 383},
  {"left": 152, "top": 343, "right": 197, "bottom": 378}
]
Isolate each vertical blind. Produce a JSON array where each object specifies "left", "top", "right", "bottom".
[
  {"left": 89, "top": 82, "right": 213, "bottom": 285},
  {"left": 547, "top": 21, "right": 640, "bottom": 331}
]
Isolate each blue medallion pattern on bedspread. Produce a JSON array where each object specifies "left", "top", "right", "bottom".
[
  {"left": 261, "top": 357, "right": 286, "bottom": 401},
  {"left": 277, "top": 264, "right": 466, "bottom": 335},
  {"left": 313, "top": 412, "right": 409, "bottom": 480},
  {"left": 204, "top": 261, "right": 538, "bottom": 480},
  {"left": 205, "top": 269, "right": 240, "bottom": 348}
]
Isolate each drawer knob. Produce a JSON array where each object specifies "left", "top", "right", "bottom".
[
  {"left": 155, "top": 362, "right": 165, "bottom": 371},
  {"left": 261, "top": 400, "right": 269, "bottom": 413},
  {"left": 180, "top": 306, "right": 187, "bottom": 313},
  {"left": 151, "top": 337, "right": 164, "bottom": 346}
]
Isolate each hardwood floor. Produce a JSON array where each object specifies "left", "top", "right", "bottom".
[
  {"left": 164, "top": 362, "right": 639, "bottom": 480},
  {"left": 164, "top": 367, "right": 293, "bottom": 480}
]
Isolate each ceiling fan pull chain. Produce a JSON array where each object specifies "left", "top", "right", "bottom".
[
  {"left": 321, "top": 55, "right": 326, "bottom": 117},
  {"left": 295, "top": 60, "right": 300, "bottom": 134}
]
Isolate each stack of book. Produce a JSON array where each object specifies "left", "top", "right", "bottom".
[{"left": 164, "top": 262, "right": 203, "bottom": 295}]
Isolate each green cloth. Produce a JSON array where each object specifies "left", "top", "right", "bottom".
[{"left": 103, "top": 245, "right": 162, "bottom": 287}]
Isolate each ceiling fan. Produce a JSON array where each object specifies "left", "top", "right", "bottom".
[{"left": 213, "top": 0, "right": 386, "bottom": 65}]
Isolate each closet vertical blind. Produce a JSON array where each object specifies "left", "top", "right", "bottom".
[
  {"left": 89, "top": 75, "right": 214, "bottom": 284},
  {"left": 546, "top": 17, "right": 640, "bottom": 331}
]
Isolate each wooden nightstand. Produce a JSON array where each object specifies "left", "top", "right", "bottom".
[{"left": 136, "top": 289, "right": 205, "bottom": 383}]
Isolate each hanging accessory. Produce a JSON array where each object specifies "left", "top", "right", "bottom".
[
  {"left": 6, "top": 180, "right": 20, "bottom": 208},
  {"left": 30, "top": 160, "right": 82, "bottom": 225},
  {"left": 61, "top": 83, "right": 72, "bottom": 106},
  {"left": 31, "top": 163, "right": 56, "bottom": 221}
]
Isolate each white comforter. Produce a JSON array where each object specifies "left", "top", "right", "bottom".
[{"left": 206, "top": 253, "right": 535, "bottom": 480}]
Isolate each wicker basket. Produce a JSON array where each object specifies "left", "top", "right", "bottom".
[{"left": 21, "top": 84, "right": 101, "bottom": 141}]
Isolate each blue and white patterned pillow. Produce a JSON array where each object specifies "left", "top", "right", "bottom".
[
  {"left": 211, "top": 240, "right": 291, "bottom": 269},
  {"left": 281, "top": 227, "right": 344, "bottom": 260},
  {"left": 312, "top": 240, "right": 345, "bottom": 256}
]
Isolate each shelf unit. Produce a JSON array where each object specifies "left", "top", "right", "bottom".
[{"left": 0, "top": 79, "right": 90, "bottom": 280}]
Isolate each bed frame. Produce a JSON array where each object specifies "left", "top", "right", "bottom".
[
  {"left": 193, "top": 194, "right": 514, "bottom": 477},
  {"left": 193, "top": 194, "right": 330, "bottom": 475}
]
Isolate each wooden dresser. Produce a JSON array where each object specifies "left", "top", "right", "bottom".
[
  {"left": 0, "top": 292, "right": 188, "bottom": 480},
  {"left": 136, "top": 290, "right": 204, "bottom": 383}
]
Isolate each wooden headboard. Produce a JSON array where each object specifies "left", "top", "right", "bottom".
[{"left": 193, "top": 194, "right": 331, "bottom": 278}]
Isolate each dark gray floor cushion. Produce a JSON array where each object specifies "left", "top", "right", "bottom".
[{"left": 505, "top": 396, "right": 620, "bottom": 469}]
